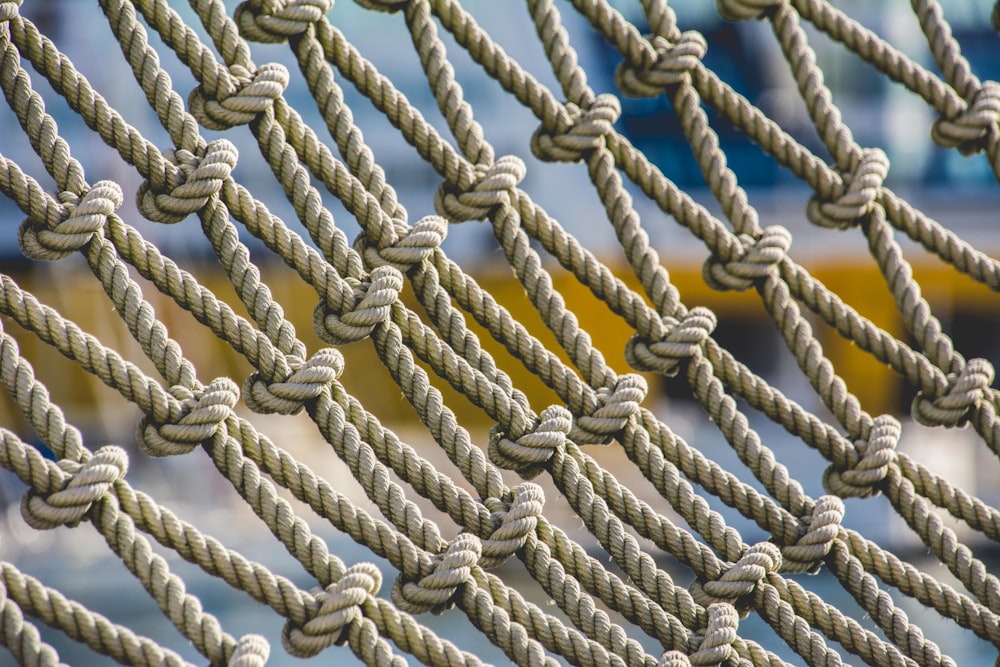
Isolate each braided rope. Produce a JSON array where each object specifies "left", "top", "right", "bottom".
[{"left": 0, "top": 0, "right": 996, "bottom": 665}]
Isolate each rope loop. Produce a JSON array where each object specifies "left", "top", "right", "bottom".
[
  {"left": 489, "top": 405, "right": 572, "bottom": 479},
  {"left": 781, "top": 495, "right": 845, "bottom": 573},
  {"left": 434, "top": 156, "right": 526, "bottom": 222},
  {"left": 353, "top": 0, "right": 409, "bottom": 12},
  {"left": 615, "top": 32, "right": 707, "bottom": 98},
  {"left": 702, "top": 225, "right": 790, "bottom": 292},
  {"left": 21, "top": 446, "right": 128, "bottom": 530},
  {"left": 189, "top": 63, "right": 289, "bottom": 131},
  {"left": 235, "top": 0, "right": 333, "bottom": 43},
  {"left": 244, "top": 348, "right": 344, "bottom": 415},
  {"left": 931, "top": 81, "right": 1000, "bottom": 155},
  {"left": 19, "top": 181, "right": 123, "bottom": 261},
  {"left": 282, "top": 562, "right": 381, "bottom": 658},
  {"left": 137, "top": 139, "right": 238, "bottom": 224},
  {"left": 824, "top": 414, "right": 900, "bottom": 498},
  {"left": 531, "top": 94, "right": 621, "bottom": 163},
  {"left": 806, "top": 148, "right": 889, "bottom": 229},
  {"left": 570, "top": 374, "right": 648, "bottom": 444},
  {"left": 391, "top": 534, "right": 481, "bottom": 615},
  {"left": 912, "top": 358, "right": 994, "bottom": 428},
  {"left": 690, "top": 542, "right": 780, "bottom": 614},
  {"left": 0, "top": 1, "right": 21, "bottom": 22},
  {"left": 230, "top": 634, "right": 270, "bottom": 667},
  {"left": 357, "top": 215, "right": 448, "bottom": 273},
  {"left": 716, "top": 0, "right": 780, "bottom": 21},
  {"left": 480, "top": 482, "right": 544, "bottom": 568},
  {"left": 313, "top": 266, "right": 403, "bottom": 345},
  {"left": 689, "top": 603, "right": 740, "bottom": 666},
  {"left": 137, "top": 377, "right": 240, "bottom": 457},
  {"left": 626, "top": 307, "right": 717, "bottom": 376}
]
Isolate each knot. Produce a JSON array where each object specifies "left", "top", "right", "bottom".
[
  {"left": 702, "top": 225, "right": 791, "bottom": 292},
  {"left": 657, "top": 652, "right": 691, "bottom": 667},
  {"left": 690, "top": 603, "right": 739, "bottom": 666},
  {"left": 137, "top": 377, "right": 240, "bottom": 457},
  {"left": 690, "top": 542, "right": 780, "bottom": 613},
  {"left": 0, "top": 1, "right": 21, "bottom": 22},
  {"left": 313, "top": 266, "right": 403, "bottom": 345},
  {"left": 488, "top": 405, "right": 572, "bottom": 479},
  {"left": 434, "top": 156, "right": 526, "bottom": 222},
  {"left": 626, "top": 308, "right": 717, "bottom": 376},
  {"left": 392, "top": 534, "right": 480, "bottom": 615},
  {"left": 21, "top": 446, "right": 129, "bottom": 530},
  {"left": 781, "top": 495, "right": 845, "bottom": 573},
  {"left": 932, "top": 81, "right": 1000, "bottom": 154},
  {"left": 615, "top": 32, "right": 707, "bottom": 98},
  {"left": 531, "top": 94, "right": 621, "bottom": 162},
  {"left": 235, "top": 0, "right": 333, "bottom": 43},
  {"left": 912, "top": 358, "right": 995, "bottom": 427},
  {"left": 137, "top": 139, "right": 238, "bottom": 224},
  {"left": 480, "top": 483, "right": 544, "bottom": 568},
  {"left": 230, "top": 634, "right": 270, "bottom": 667},
  {"left": 357, "top": 215, "right": 448, "bottom": 273},
  {"left": 353, "top": 0, "right": 408, "bottom": 12},
  {"left": 717, "top": 0, "right": 779, "bottom": 21},
  {"left": 570, "top": 374, "right": 648, "bottom": 444},
  {"left": 244, "top": 348, "right": 344, "bottom": 415},
  {"left": 806, "top": 148, "right": 889, "bottom": 229},
  {"left": 282, "top": 562, "right": 381, "bottom": 658},
  {"left": 189, "top": 63, "right": 289, "bottom": 131},
  {"left": 823, "top": 414, "right": 900, "bottom": 498},
  {"left": 19, "top": 181, "right": 124, "bottom": 261}
]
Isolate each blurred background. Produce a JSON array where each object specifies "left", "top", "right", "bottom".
[{"left": 1, "top": 0, "right": 999, "bottom": 664}]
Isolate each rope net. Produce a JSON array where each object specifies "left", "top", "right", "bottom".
[{"left": 0, "top": 0, "right": 998, "bottom": 665}]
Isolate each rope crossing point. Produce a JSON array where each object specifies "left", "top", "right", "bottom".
[{"left": 0, "top": 0, "right": 997, "bottom": 666}]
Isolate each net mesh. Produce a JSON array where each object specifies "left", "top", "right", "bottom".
[{"left": 0, "top": 0, "right": 999, "bottom": 665}]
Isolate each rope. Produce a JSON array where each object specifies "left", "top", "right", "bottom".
[{"left": 0, "top": 0, "right": 996, "bottom": 665}]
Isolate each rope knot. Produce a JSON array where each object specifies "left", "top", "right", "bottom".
[
  {"left": 230, "top": 634, "right": 270, "bottom": 667},
  {"left": 0, "top": 1, "right": 21, "bottom": 22},
  {"left": 244, "top": 348, "right": 344, "bottom": 415},
  {"left": 21, "top": 446, "right": 128, "bottom": 530},
  {"left": 392, "top": 534, "right": 481, "bottom": 615},
  {"left": 531, "top": 94, "right": 621, "bottom": 162},
  {"left": 137, "top": 377, "right": 239, "bottom": 457},
  {"left": 434, "top": 156, "right": 526, "bottom": 222},
  {"left": 314, "top": 266, "right": 403, "bottom": 345},
  {"left": 823, "top": 414, "right": 900, "bottom": 498},
  {"left": 912, "top": 358, "right": 994, "bottom": 427},
  {"left": 690, "top": 542, "right": 780, "bottom": 613},
  {"left": 615, "top": 32, "right": 707, "bottom": 98},
  {"left": 656, "top": 652, "right": 691, "bottom": 667},
  {"left": 702, "top": 225, "right": 790, "bottom": 292},
  {"left": 688, "top": 603, "right": 740, "bottom": 666},
  {"left": 282, "top": 562, "right": 381, "bottom": 658},
  {"left": 189, "top": 63, "right": 289, "bottom": 131},
  {"left": 488, "top": 405, "right": 572, "bottom": 479},
  {"left": 807, "top": 148, "right": 889, "bottom": 229},
  {"left": 781, "top": 495, "right": 845, "bottom": 573},
  {"left": 480, "top": 483, "right": 544, "bottom": 568},
  {"left": 932, "top": 81, "right": 1000, "bottom": 155},
  {"left": 717, "top": 0, "right": 780, "bottom": 21},
  {"left": 626, "top": 308, "right": 717, "bottom": 376},
  {"left": 358, "top": 215, "right": 448, "bottom": 273},
  {"left": 19, "top": 181, "right": 123, "bottom": 261},
  {"left": 137, "top": 139, "right": 238, "bottom": 224},
  {"left": 570, "top": 374, "right": 648, "bottom": 444},
  {"left": 235, "top": 0, "right": 333, "bottom": 43}
]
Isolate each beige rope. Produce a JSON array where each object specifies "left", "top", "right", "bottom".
[{"left": 0, "top": 0, "right": 997, "bottom": 665}]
